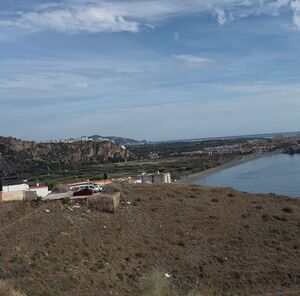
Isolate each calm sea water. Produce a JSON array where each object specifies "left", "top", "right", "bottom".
[{"left": 192, "top": 154, "right": 300, "bottom": 197}]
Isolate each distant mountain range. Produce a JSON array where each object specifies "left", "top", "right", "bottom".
[{"left": 87, "top": 135, "right": 148, "bottom": 146}]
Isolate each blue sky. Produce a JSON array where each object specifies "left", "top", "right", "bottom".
[{"left": 1, "top": 0, "right": 300, "bottom": 141}]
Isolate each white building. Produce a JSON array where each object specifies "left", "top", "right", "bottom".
[
  {"left": 2, "top": 184, "right": 29, "bottom": 193},
  {"left": 29, "top": 184, "right": 51, "bottom": 198},
  {"left": 139, "top": 171, "right": 172, "bottom": 184},
  {"left": 153, "top": 172, "right": 172, "bottom": 184},
  {"left": 1, "top": 183, "right": 50, "bottom": 201}
]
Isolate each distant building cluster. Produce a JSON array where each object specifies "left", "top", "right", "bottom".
[
  {"left": 45, "top": 136, "right": 111, "bottom": 144},
  {"left": 138, "top": 171, "right": 172, "bottom": 184}
]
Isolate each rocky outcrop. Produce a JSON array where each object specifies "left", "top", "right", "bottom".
[{"left": 0, "top": 136, "right": 134, "bottom": 176}]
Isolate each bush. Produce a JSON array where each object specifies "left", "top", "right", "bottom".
[
  {"left": 62, "top": 197, "right": 71, "bottom": 205},
  {"left": 282, "top": 207, "right": 293, "bottom": 213},
  {"left": 36, "top": 196, "right": 43, "bottom": 202},
  {"left": 0, "top": 280, "right": 25, "bottom": 296}
]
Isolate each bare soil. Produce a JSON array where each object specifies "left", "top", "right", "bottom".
[{"left": 0, "top": 184, "right": 299, "bottom": 296}]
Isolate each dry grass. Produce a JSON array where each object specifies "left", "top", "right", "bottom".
[
  {"left": 0, "top": 281, "right": 25, "bottom": 296},
  {"left": 142, "top": 271, "right": 175, "bottom": 296},
  {"left": 142, "top": 271, "right": 201, "bottom": 296},
  {"left": 0, "top": 184, "right": 299, "bottom": 296}
]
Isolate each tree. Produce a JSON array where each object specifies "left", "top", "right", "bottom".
[{"left": 103, "top": 172, "right": 108, "bottom": 180}]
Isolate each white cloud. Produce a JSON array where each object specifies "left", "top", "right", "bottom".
[
  {"left": 215, "top": 7, "right": 227, "bottom": 25},
  {"left": 1, "top": 6, "right": 139, "bottom": 33},
  {"left": 291, "top": 0, "right": 300, "bottom": 29},
  {"left": 74, "top": 82, "right": 89, "bottom": 89},
  {"left": 0, "top": 0, "right": 299, "bottom": 34},
  {"left": 173, "top": 54, "right": 216, "bottom": 66}
]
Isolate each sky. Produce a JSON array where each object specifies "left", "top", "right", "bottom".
[{"left": 0, "top": 0, "right": 300, "bottom": 141}]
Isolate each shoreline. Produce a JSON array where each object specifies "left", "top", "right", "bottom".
[{"left": 177, "top": 152, "right": 277, "bottom": 184}]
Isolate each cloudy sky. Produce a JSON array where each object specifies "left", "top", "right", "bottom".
[{"left": 1, "top": 0, "right": 300, "bottom": 141}]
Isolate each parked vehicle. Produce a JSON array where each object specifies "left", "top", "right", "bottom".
[
  {"left": 83, "top": 185, "right": 103, "bottom": 192},
  {"left": 91, "top": 185, "right": 103, "bottom": 192},
  {"left": 73, "top": 188, "right": 96, "bottom": 196}
]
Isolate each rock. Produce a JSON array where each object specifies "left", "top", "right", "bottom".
[
  {"left": 45, "top": 209, "right": 50, "bottom": 213},
  {"left": 0, "top": 136, "right": 135, "bottom": 176},
  {"left": 87, "top": 193, "right": 120, "bottom": 213}
]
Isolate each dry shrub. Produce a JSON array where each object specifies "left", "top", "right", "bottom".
[{"left": 0, "top": 281, "right": 25, "bottom": 296}]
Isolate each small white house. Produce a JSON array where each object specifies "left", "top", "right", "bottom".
[{"left": 29, "top": 184, "right": 51, "bottom": 198}]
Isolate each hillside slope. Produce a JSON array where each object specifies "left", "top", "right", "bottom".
[
  {"left": 0, "top": 136, "right": 134, "bottom": 176},
  {"left": 0, "top": 184, "right": 299, "bottom": 296}
]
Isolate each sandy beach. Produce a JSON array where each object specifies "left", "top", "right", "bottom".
[{"left": 177, "top": 153, "right": 272, "bottom": 184}]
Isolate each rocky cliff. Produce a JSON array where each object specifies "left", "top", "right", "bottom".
[{"left": 0, "top": 136, "right": 134, "bottom": 176}]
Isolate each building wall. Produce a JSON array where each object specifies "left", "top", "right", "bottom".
[
  {"left": 24, "top": 191, "right": 38, "bottom": 201},
  {"left": 153, "top": 174, "right": 163, "bottom": 184},
  {"left": 1, "top": 191, "right": 25, "bottom": 202},
  {"left": 3, "top": 184, "right": 29, "bottom": 193},
  {"left": 29, "top": 187, "right": 50, "bottom": 198}
]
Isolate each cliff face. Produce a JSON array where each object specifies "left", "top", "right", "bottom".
[{"left": 0, "top": 136, "right": 134, "bottom": 176}]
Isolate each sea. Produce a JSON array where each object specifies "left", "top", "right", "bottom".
[
  {"left": 154, "top": 131, "right": 300, "bottom": 144},
  {"left": 191, "top": 153, "right": 300, "bottom": 198}
]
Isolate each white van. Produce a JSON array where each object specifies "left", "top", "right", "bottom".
[{"left": 83, "top": 185, "right": 103, "bottom": 192}]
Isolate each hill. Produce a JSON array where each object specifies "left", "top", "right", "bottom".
[
  {"left": 0, "top": 136, "right": 134, "bottom": 177},
  {"left": 0, "top": 184, "right": 299, "bottom": 296}
]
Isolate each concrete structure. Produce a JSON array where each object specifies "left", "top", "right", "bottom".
[
  {"left": 1, "top": 191, "right": 25, "bottom": 202},
  {"left": 87, "top": 192, "right": 120, "bottom": 213}
]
